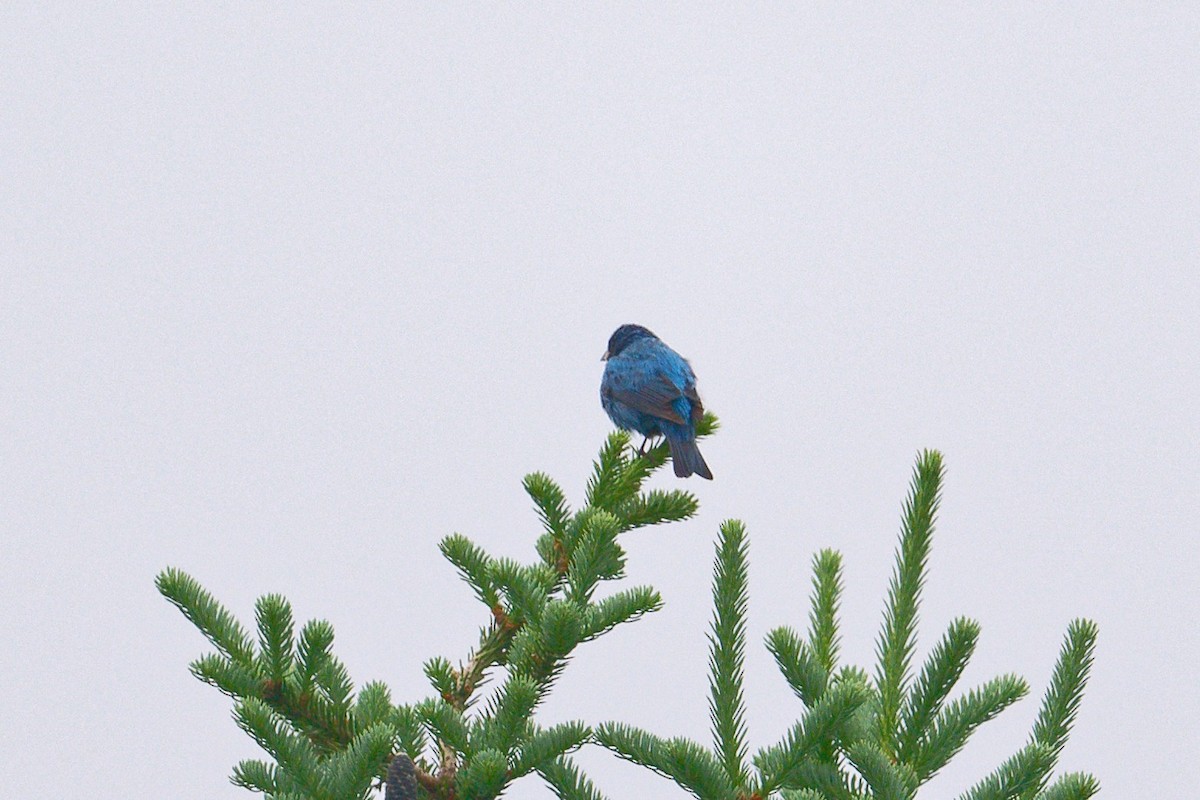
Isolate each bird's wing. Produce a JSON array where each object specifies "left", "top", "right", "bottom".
[
  {"left": 684, "top": 383, "right": 704, "bottom": 423},
  {"left": 608, "top": 373, "right": 689, "bottom": 425}
]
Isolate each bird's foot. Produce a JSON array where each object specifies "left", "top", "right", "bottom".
[{"left": 636, "top": 436, "right": 660, "bottom": 457}]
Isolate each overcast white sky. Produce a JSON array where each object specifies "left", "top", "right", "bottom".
[{"left": 3, "top": 5, "right": 1197, "bottom": 799}]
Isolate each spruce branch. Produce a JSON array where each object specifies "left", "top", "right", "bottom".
[
  {"left": 912, "top": 674, "right": 1030, "bottom": 782},
  {"left": 807, "top": 549, "right": 844, "bottom": 678},
  {"left": 1035, "top": 772, "right": 1100, "bottom": 800},
  {"left": 190, "top": 652, "right": 262, "bottom": 699},
  {"left": 255, "top": 594, "right": 296, "bottom": 686},
  {"left": 708, "top": 519, "right": 751, "bottom": 792},
  {"left": 585, "top": 412, "right": 718, "bottom": 514},
  {"left": 231, "top": 758, "right": 280, "bottom": 795},
  {"left": 440, "top": 534, "right": 500, "bottom": 608},
  {"left": 413, "top": 422, "right": 702, "bottom": 796},
  {"left": 1023, "top": 619, "right": 1099, "bottom": 797},
  {"left": 898, "top": 617, "right": 981, "bottom": 763},
  {"left": 537, "top": 756, "right": 609, "bottom": 800},
  {"left": 233, "top": 698, "right": 326, "bottom": 798},
  {"left": 766, "top": 627, "right": 826, "bottom": 708},
  {"left": 455, "top": 748, "right": 508, "bottom": 798},
  {"left": 566, "top": 510, "right": 625, "bottom": 604},
  {"left": 593, "top": 722, "right": 738, "bottom": 800},
  {"left": 296, "top": 619, "right": 336, "bottom": 694},
  {"left": 160, "top": 422, "right": 710, "bottom": 800},
  {"left": 510, "top": 722, "right": 591, "bottom": 778},
  {"left": 322, "top": 723, "right": 395, "bottom": 800},
  {"left": 958, "top": 744, "right": 1056, "bottom": 800},
  {"left": 754, "top": 679, "right": 872, "bottom": 797},
  {"left": 617, "top": 488, "right": 700, "bottom": 531},
  {"left": 157, "top": 568, "right": 256, "bottom": 666},
  {"left": 416, "top": 698, "right": 471, "bottom": 757},
  {"left": 586, "top": 431, "right": 636, "bottom": 512},
  {"left": 875, "top": 449, "right": 944, "bottom": 759},
  {"left": 524, "top": 472, "right": 573, "bottom": 539},
  {"left": 390, "top": 705, "right": 429, "bottom": 764},
  {"left": 161, "top": 431, "right": 1097, "bottom": 800},
  {"left": 780, "top": 791, "right": 830, "bottom": 800},
  {"left": 424, "top": 657, "right": 457, "bottom": 703},
  {"left": 352, "top": 682, "right": 394, "bottom": 732},
  {"left": 477, "top": 674, "right": 539, "bottom": 754},
  {"left": 581, "top": 586, "right": 663, "bottom": 641},
  {"left": 843, "top": 740, "right": 918, "bottom": 800},
  {"left": 591, "top": 450, "right": 1095, "bottom": 799},
  {"left": 314, "top": 653, "right": 355, "bottom": 715}
]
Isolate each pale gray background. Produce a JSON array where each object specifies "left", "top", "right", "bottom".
[{"left": 2, "top": 4, "right": 1197, "bottom": 798}]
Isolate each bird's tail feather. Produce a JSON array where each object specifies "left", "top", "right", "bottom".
[{"left": 667, "top": 436, "right": 713, "bottom": 480}]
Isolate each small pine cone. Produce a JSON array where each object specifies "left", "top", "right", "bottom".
[{"left": 385, "top": 754, "right": 418, "bottom": 800}]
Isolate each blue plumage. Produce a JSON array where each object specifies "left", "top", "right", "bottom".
[{"left": 600, "top": 324, "right": 712, "bottom": 479}]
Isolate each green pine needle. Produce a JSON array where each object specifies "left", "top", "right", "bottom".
[
  {"left": 844, "top": 740, "right": 918, "bottom": 800},
  {"left": 189, "top": 653, "right": 261, "bottom": 699},
  {"left": 481, "top": 675, "right": 539, "bottom": 752},
  {"left": 351, "top": 682, "right": 393, "bottom": 732},
  {"left": 489, "top": 558, "right": 554, "bottom": 624},
  {"left": 581, "top": 586, "right": 663, "bottom": 641},
  {"left": 390, "top": 705, "right": 429, "bottom": 765},
  {"left": 780, "top": 791, "right": 830, "bottom": 800},
  {"left": 424, "top": 657, "right": 456, "bottom": 700},
  {"left": 765, "top": 626, "right": 827, "bottom": 707},
  {"left": 958, "top": 744, "right": 1056, "bottom": 800},
  {"left": 1036, "top": 772, "right": 1101, "bottom": 800},
  {"left": 295, "top": 619, "right": 335, "bottom": 694},
  {"left": 617, "top": 488, "right": 700, "bottom": 531},
  {"left": 1024, "top": 619, "right": 1099, "bottom": 795},
  {"left": 594, "top": 723, "right": 737, "bottom": 800},
  {"left": 457, "top": 748, "right": 509, "bottom": 799},
  {"left": 875, "top": 449, "right": 944, "bottom": 757},
  {"left": 233, "top": 698, "right": 325, "bottom": 798},
  {"left": 566, "top": 510, "right": 625, "bottom": 604},
  {"left": 440, "top": 534, "right": 499, "bottom": 607},
  {"left": 754, "top": 679, "right": 872, "bottom": 796},
  {"left": 524, "top": 472, "right": 572, "bottom": 538},
  {"left": 231, "top": 758, "right": 279, "bottom": 794},
  {"left": 588, "top": 414, "right": 719, "bottom": 514},
  {"left": 255, "top": 594, "right": 296, "bottom": 685},
  {"left": 807, "top": 549, "right": 844, "bottom": 677},
  {"left": 157, "top": 567, "right": 256, "bottom": 666},
  {"left": 586, "top": 431, "right": 634, "bottom": 512},
  {"left": 322, "top": 723, "right": 395, "bottom": 800},
  {"left": 913, "top": 674, "right": 1029, "bottom": 782},
  {"left": 537, "top": 756, "right": 610, "bottom": 800},
  {"left": 416, "top": 698, "right": 471, "bottom": 758},
  {"left": 315, "top": 654, "right": 354, "bottom": 714},
  {"left": 539, "top": 599, "right": 585, "bottom": 660},
  {"left": 695, "top": 412, "right": 720, "bottom": 438},
  {"left": 510, "top": 721, "right": 591, "bottom": 778},
  {"left": 708, "top": 519, "right": 751, "bottom": 791},
  {"left": 899, "top": 616, "right": 981, "bottom": 764}
]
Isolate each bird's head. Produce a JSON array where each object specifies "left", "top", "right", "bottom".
[{"left": 603, "top": 324, "right": 658, "bottom": 360}]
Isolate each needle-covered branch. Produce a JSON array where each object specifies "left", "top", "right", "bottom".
[
  {"left": 875, "top": 450, "right": 943, "bottom": 758},
  {"left": 708, "top": 520, "right": 751, "bottom": 792},
  {"left": 592, "top": 450, "right": 1097, "bottom": 800},
  {"left": 159, "top": 418, "right": 719, "bottom": 799},
  {"left": 159, "top": 429, "right": 1095, "bottom": 800}
]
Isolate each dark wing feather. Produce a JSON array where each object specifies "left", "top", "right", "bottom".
[
  {"left": 608, "top": 373, "right": 689, "bottom": 424},
  {"left": 684, "top": 383, "right": 704, "bottom": 423}
]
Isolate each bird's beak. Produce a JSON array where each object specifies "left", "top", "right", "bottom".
[{"left": 601, "top": 349, "right": 610, "bottom": 361}]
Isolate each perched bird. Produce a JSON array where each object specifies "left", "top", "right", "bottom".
[{"left": 600, "top": 324, "right": 713, "bottom": 479}]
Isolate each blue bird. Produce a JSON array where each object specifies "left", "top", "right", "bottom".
[{"left": 600, "top": 324, "right": 713, "bottom": 479}]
